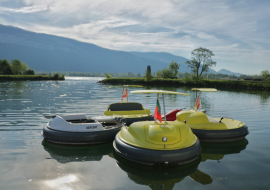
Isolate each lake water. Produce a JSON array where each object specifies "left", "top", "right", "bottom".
[{"left": 0, "top": 77, "right": 270, "bottom": 190}]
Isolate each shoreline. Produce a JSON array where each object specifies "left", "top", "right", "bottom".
[
  {"left": 98, "top": 78, "right": 270, "bottom": 91},
  {"left": 0, "top": 75, "right": 65, "bottom": 81}
]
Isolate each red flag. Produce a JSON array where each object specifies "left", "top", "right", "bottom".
[
  {"left": 154, "top": 99, "right": 162, "bottom": 122},
  {"left": 195, "top": 94, "right": 200, "bottom": 110},
  {"left": 121, "top": 89, "right": 127, "bottom": 100}
]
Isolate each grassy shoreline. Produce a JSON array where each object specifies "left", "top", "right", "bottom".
[
  {"left": 0, "top": 75, "right": 65, "bottom": 81},
  {"left": 98, "top": 78, "right": 270, "bottom": 91}
]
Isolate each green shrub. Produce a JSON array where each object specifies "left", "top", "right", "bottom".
[
  {"left": 53, "top": 73, "right": 59, "bottom": 79},
  {"left": 145, "top": 67, "right": 152, "bottom": 81},
  {"left": 24, "top": 69, "right": 35, "bottom": 75},
  {"left": 105, "top": 73, "right": 112, "bottom": 78},
  {"left": 60, "top": 74, "right": 65, "bottom": 79}
]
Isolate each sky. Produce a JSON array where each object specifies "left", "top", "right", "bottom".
[{"left": 0, "top": 0, "right": 269, "bottom": 75}]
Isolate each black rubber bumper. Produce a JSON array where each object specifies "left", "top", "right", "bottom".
[
  {"left": 113, "top": 135, "right": 201, "bottom": 165},
  {"left": 192, "top": 125, "right": 249, "bottom": 143},
  {"left": 122, "top": 116, "right": 154, "bottom": 126},
  {"left": 42, "top": 125, "right": 121, "bottom": 145}
]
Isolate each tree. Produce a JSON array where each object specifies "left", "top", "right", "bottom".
[
  {"left": 24, "top": 69, "right": 35, "bottom": 75},
  {"left": 261, "top": 70, "right": 270, "bottom": 81},
  {"left": 185, "top": 47, "right": 216, "bottom": 79},
  {"left": 0, "top": 59, "right": 13, "bottom": 75},
  {"left": 105, "top": 73, "right": 112, "bottom": 78},
  {"left": 11, "top": 59, "right": 29, "bottom": 75},
  {"left": 169, "top": 61, "right": 180, "bottom": 77},
  {"left": 155, "top": 61, "right": 180, "bottom": 79},
  {"left": 4, "top": 65, "right": 13, "bottom": 74},
  {"left": 21, "top": 62, "right": 29, "bottom": 72},
  {"left": 145, "top": 66, "right": 152, "bottom": 81},
  {"left": 11, "top": 59, "right": 22, "bottom": 75}
]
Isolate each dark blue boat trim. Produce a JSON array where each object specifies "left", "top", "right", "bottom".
[
  {"left": 113, "top": 135, "right": 201, "bottom": 165},
  {"left": 192, "top": 125, "right": 249, "bottom": 143},
  {"left": 42, "top": 125, "right": 121, "bottom": 145},
  {"left": 121, "top": 116, "right": 154, "bottom": 126}
]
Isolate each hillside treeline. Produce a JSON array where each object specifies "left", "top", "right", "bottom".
[{"left": 0, "top": 59, "right": 35, "bottom": 75}]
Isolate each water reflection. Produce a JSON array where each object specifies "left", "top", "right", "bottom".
[
  {"left": 201, "top": 138, "right": 249, "bottom": 162},
  {"left": 223, "top": 89, "right": 270, "bottom": 105},
  {"left": 113, "top": 138, "right": 249, "bottom": 190},
  {"left": 43, "top": 174, "right": 78, "bottom": 189},
  {"left": 42, "top": 141, "right": 113, "bottom": 163},
  {"left": 114, "top": 151, "right": 211, "bottom": 190}
]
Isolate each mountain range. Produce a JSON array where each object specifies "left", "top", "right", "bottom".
[{"left": 0, "top": 24, "right": 243, "bottom": 76}]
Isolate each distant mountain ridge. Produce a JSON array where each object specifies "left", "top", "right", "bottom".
[
  {"left": 217, "top": 69, "right": 243, "bottom": 77},
  {"left": 0, "top": 24, "right": 169, "bottom": 74},
  {"left": 0, "top": 24, "right": 243, "bottom": 76}
]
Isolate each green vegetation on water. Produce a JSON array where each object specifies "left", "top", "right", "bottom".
[
  {"left": 99, "top": 78, "right": 270, "bottom": 91},
  {"left": 0, "top": 58, "right": 65, "bottom": 81}
]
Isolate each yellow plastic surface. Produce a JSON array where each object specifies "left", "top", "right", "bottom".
[
  {"left": 118, "top": 121, "right": 198, "bottom": 150},
  {"left": 176, "top": 110, "right": 245, "bottom": 130},
  {"left": 109, "top": 85, "right": 143, "bottom": 88},
  {"left": 191, "top": 88, "right": 217, "bottom": 92},
  {"left": 130, "top": 90, "right": 190, "bottom": 96},
  {"left": 104, "top": 109, "right": 152, "bottom": 118}
]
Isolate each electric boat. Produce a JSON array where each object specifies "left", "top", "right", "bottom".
[
  {"left": 113, "top": 90, "right": 201, "bottom": 165},
  {"left": 42, "top": 114, "right": 124, "bottom": 145},
  {"left": 103, "top": 85, "right": 154, "bottom": 126},
  {"left": 176, "top": 88, "right": 249, "bottom": 143}
]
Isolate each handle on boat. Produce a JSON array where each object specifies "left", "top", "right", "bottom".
[
  {"left": 238, "top": 122, "right": 244, "bottom": 127},
  {"left": 219, "top": 117, "right": 234, "bottom": 123},
  {"left": 44, "top": 115, "right": 56, "bottom": 119}
]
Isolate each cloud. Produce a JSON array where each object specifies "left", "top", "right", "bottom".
[
  {"left": 0, "top": 0, "right": 269, "bottom": 74},
  {"left": 0, "top": 5, "right": 48, "bottom": 13}
]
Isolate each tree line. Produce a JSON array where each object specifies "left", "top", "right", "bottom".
[{"left": 0, "top": 59, "right": 35, "bottom": 75}]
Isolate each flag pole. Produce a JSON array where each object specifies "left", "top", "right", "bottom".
[
  {"left": 126, "top": 86, "right": 128, "bottom": 102},
  {"left": 122, "top": 86, "right": 124, "bottom": 102},
  {"left": 162, "top": 93, "right": 166, "bottom": 123}
]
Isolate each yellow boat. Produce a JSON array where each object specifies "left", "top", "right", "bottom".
[
  {"left": 113, "top": 90, "right": 201, "bottom": 165},
  {"left": 176, "top": 88, "right": 249, "bottom": 143},
  {"left": 103, "top": 85, "right": 154, "bottom": 126}
]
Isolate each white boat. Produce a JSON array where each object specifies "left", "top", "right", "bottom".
[{"left": 42, "top": 114, "right": 124, "bottom": 145}]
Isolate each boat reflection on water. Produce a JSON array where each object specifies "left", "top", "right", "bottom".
[
  {"left": 200, "top": 138, "right": 249, "bottom": 162},
  {"left": 114, "top": 151, "right": 213, "bottom": 190},
  {"left": 114, "top": 138, "right": 249, "bottom": 190},
  {"left": 42, "top": 140, "right": 113, "bottom": 163}
]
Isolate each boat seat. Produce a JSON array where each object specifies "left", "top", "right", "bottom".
[
  {"left": 207, "top": 116, "right": 219, "bottom": 123},
  {"left": 109, "top": 103, "right": 143, "bottom": 111}
]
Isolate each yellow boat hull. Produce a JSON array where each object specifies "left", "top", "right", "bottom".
[
  {"left": 176, "top": 110, "right": 249, "bottom": 142},
  {"left": 113, "top": 120, "right": 201, "bottom": 165}
]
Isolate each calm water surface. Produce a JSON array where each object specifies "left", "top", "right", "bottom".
[{"left": 0, "top": 77, "right": 270, "bottom": 190}]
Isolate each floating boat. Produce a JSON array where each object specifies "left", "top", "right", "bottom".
[
  {"left": 176, "top": 88, "right": 249, "bottom": 143},
  {"left": 113, "top": 90, "right": 201, "bottom": 165},
  {"left": 103, "top": 85, "right": 154, "bottom": 126},
  {"left": 42, "top": 140, "right": 113, "bottom": 163},
  {"left": 42, "top": 114, "right": 124, "bottom": 145}
]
